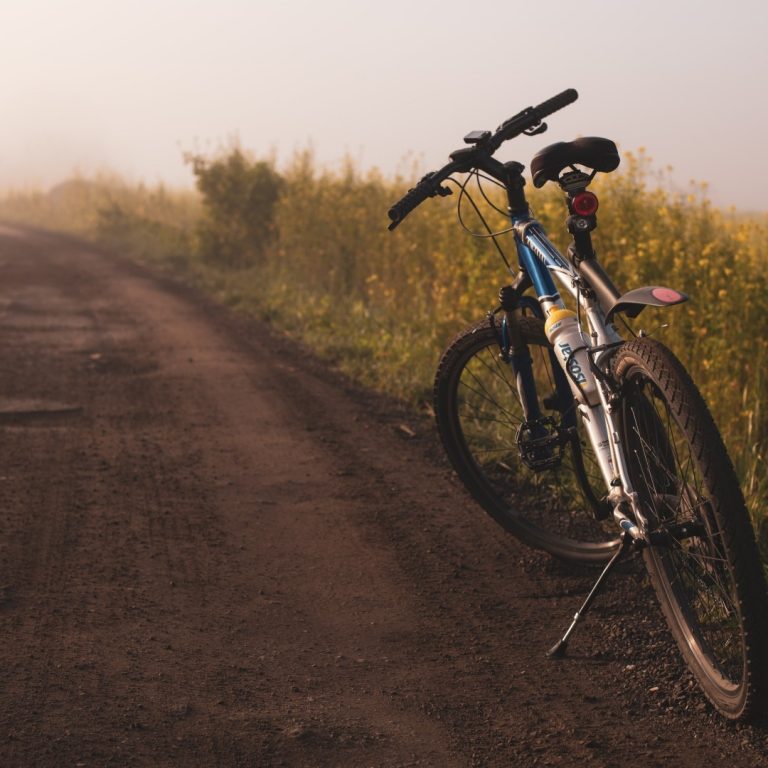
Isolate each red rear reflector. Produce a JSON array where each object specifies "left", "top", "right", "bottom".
[
  {"left": 572, "top": 191, "right": 599, "bottom": 216},
  {"left": 651, "top": 287, "right": 684, "bottom": 303}
]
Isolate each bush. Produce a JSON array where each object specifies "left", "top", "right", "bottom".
[{"left": 186, "top": 148, "right": 282, "bottom": 268}]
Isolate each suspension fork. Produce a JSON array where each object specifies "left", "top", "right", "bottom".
[
  {"left": 494, "top": 273, "right": 540, "bottom": 423},
  {"left": 494, "top": 275, "right": 574, "bottom": 432},
  {"left": 505, "top": 310, "right": 543, "bottom": 423}
]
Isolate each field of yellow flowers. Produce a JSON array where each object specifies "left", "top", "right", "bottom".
[{"left": 2, "top": 149, "right": 767, "bottom": 551}]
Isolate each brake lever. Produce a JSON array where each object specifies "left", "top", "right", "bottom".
[{"left": 523, "top": 122, "right": 548, "bottom": 136}]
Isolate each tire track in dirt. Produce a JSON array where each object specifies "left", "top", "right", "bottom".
[{"left": 0, "top": 225, "right": 766, "bottom": 767}]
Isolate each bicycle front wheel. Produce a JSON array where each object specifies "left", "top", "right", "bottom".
[
  {"left": 434, "top": 316, "right": 619, "bottom": 564},
  {"left": 613, "top": 338, "right": 768, "bottom": 719}
]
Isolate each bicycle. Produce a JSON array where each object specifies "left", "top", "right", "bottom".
[{"left": 387, "top": 88, "right": 768, "bottom": 721}]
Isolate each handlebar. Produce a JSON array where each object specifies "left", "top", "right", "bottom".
[
  {"left": 387, "top": 88, "right": 578, "bottom": 230},
  {"left": 387, "top": 167, "right": 459, "bottom": 231}
]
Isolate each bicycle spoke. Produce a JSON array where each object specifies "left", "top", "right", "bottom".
[{"left": 447, "top": 328, "right": 614, "bottom": 555}]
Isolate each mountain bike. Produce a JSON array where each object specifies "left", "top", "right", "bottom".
[{"left": 387, "top": 89, "right": 768, "bottom": 720}]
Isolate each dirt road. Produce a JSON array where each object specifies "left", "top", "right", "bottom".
[{"left": 0, "top": 225, "right": 766, "bottom": 767}]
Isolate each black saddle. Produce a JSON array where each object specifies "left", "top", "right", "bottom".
[{"left": 531, "top": 137, "right": 620, "bottom": 188}]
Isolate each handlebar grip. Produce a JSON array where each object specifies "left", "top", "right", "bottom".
[
  {"left": 533, "top": 88, "right": 578, "bottom": 120},
  {"left": 387, "top": 180, "right": 433, "bottom": 230}
]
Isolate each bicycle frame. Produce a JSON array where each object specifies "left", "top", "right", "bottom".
[{"left": 506, "top": 213, "right": 649, "bottom": 538}]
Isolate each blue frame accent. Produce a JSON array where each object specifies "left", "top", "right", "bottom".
[
  {"left": 510, "top": 215, "right": 562, "bottom": 302},
  {"left": 515, "top": 239, "right": 558, "bottom": 298}
]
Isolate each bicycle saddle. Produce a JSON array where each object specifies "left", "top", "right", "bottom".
[{"left": 531, "top": 137, "right": 620, "bottom": 188}]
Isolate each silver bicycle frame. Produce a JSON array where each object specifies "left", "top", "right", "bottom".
[{"left": 511, "top": 217, "right": 649, "bottom": 536}]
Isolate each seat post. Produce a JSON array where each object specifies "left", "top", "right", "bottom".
[{"left": 567, "top": 218, "right": 597, "bottom": 262}]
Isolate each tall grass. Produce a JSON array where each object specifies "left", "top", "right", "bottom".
[{"left": 1, "top": 149, "right": 767, "bottom": 550}]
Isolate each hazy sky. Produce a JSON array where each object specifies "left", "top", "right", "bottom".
[{"left": 1, "top": 0, "right": 767, "bottom": 209}]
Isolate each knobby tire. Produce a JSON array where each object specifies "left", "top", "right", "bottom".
[{"left": 613, "top": 338, "right": 768, "bottom": 720}]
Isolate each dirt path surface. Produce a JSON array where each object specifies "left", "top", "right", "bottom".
[{"left": 0, "top": 225, "right": 767, "bottom": 767}]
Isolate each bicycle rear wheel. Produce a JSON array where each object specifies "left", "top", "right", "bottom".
[
  {"left": 434, "top": 316, "right": 619, "bottom": 564},
  {"left": 613, "top": 338, "right": 768, "bottom": 719}
]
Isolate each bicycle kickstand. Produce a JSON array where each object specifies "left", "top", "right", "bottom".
[{"left": 547, "top": 532, "right": 634, "bottom": 658}]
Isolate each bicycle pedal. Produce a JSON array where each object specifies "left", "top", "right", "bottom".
[{"left": 517, "top": 417, "right": 564, "bottom": 471}]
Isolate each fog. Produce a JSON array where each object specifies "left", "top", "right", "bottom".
[{"left": 1, "top": 0, "right": 767, "bottom": 209}]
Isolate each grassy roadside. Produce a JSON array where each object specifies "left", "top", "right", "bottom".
[{"left": 2, "top": 149, "right": 767, "bottom": 553}]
